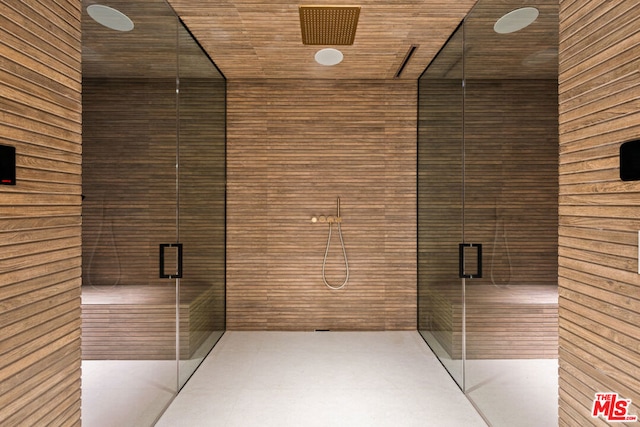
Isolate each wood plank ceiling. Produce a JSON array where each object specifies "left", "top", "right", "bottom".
[
  {"left": 83, "top": 0, "right": 559, "bottom": 80},
  {"left": 167, "top": 0, "right": 479, "bottom": 80},
  {"left": 82, "top": 0, "right": 477, "bottom": 80}
]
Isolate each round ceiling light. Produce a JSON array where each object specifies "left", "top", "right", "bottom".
[
  {"left": 87, "top": 4, "right": 134, "bottom": 32},
  {"left": 494, "top": 7, "right": 539, "bottom": 34},
  {"left": 315, "top": 48, "right": 343, "bottom": 66}
]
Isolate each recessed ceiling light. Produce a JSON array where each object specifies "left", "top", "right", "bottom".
[
  {"left": 494, "top": 7, "right": 539, "bottom": 34},
  {"left": 87, "top": 4, "right": 134, "bottom": 32},
  {"left": 315, "top": 48, "right": 343, "bottom": 66}
]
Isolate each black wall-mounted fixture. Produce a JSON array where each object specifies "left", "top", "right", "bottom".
[
  {"left": 159, "top": 243, "right": 183, "bottom": 279},
  {"left": 620, "top": 139, "right": 640, "bottom": 181},
  {"left": 459, "top": 243, "right": 482, "bottom": 279},
  {"left": 0, "top": 144, "right": 16, "bottom": 185}
]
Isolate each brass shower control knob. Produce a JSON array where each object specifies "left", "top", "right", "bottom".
[
  {"left": 319, "top": 215, "right": 327, "bottom": 223},
  {"left": 311, "top": 216, "right": 318, "bottom": 223}
]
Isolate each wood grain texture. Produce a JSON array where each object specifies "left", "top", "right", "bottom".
[
  {"left": 81, "top": 77, "right": 226, "bottom": 358},
  {"left": 82, "top": 0, "right": 559, "bottom": 81},
  {"left": 82, "top": 78, "right": 178, "bottom": 288},
  {"left": 81, "top": 285, "right": 218, "bottom": 359},
  {"left": 226, "top": 79, "right": 417, "bottom": 330},
  {"left": 424, "top": 285, "right": 558, "bottom": 359},
  {"left": 177, "top": 77, "right": 227, "bottom": 346},
  {"left": 558, "top": 0, "right": 640, "bottom": 425},
  {"left": 167, "top": 0, "right": 478, "bottom": 80},
  {"left": 418, "top": 77, "right": 559, "bottom": 358},
  {"left": 0, "top": 0, "right": 82, "bottom": 425}
]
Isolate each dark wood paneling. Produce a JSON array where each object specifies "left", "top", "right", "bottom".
[
  {"left": 178, "top": 78, "right": 227, "bottom": 338},
  {"left": 418, "top": 79, "right": 559, "bottom": 359},
  {"left": 81, "top": 77, "right": 226, "bottom": 358},
  {"left": 82, "top": 78, "right": 178, "bottom": 288},
  {"left": 81, "top": 285, "right": 216, "bottom": 359},
  {"left": 226, "top": 79, "right": 417, "bottom": 330},
  {"left": 0, "top": 0, "right": 82, "bottom": 425},
  {"left": 559, "top": 0, "right": 640, "bottom": 425},
  {"left": 464, "top": 79, "right": 559, "bottom": 287},
  {"left": 425, "top": 285, "right": 558, "bottom": 359}
]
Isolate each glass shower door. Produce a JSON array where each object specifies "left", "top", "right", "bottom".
[
  {"left": 83, "top": 1, "right": 228, "bottom": 424},
  {"left": 461, "top": 2, "right": 559, "bottom": 425},
  {"left": 176, "top": 22, "right": 226, "bottom": 388},
  {"left": 419, "top": 1, "right": 559, "bottom": 424},
  {"left": 81, "top": 2, "right": 181, "bottom": 425},
  {"left": 417, "top": 24, "right": 465, "bottom": 389}
]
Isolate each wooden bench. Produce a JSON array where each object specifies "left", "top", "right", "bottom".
[
  {"left": 424, "top": 284, "right": 558, "bottom": 359},
  {"left": 81, "top": 285, "right": 222, "bottom": 360}
]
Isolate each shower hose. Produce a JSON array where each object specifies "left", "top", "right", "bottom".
[
  {"left": 86, "top": 196, "right": 122, "bottom": 288},
  {"left": 322, "top": 220, "right": 349, "bottom": 290},
  {"left": 490, "top": 216, "right": 512, "bottom": 287}
]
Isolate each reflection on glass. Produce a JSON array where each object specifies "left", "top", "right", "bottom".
[
  {"left": 417, "top": 23, "right": 465, "bottom": 389},
  {"left": 418, "top": 1, "right": 559, "bottom": 426},
  {"left": 81, "top": 1, "right": 226, "bottom": 425},
  {"left": 177, "top": 23, "right": 226, "bottom": 388}
]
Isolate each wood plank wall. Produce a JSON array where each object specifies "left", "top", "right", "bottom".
[
  {"left": 226, "top": 79, "right": 417, "bottom": 330},
  {"left": 418, "top": 79, "right": 559, "bottom": 291},
  {"left": 0, "top": 1, "right": 82, "bottom": 425},
  {"left": 418, "top": 79, "right": 559, "bottom": 358},
  {"left": 558, "top": 0, "right": 640, "bottom": 425},
  {"left": 178, "top": 78, "right": 227, "bottom": 336},
  {"left": 464, "top": 79, "right": 559, "bottom": 288},
  {"left": 82, "top": 79, "right": 178, "bottom": 289},
  {"left": 82, "top": 78, "right": 226, "bottom": 358}
]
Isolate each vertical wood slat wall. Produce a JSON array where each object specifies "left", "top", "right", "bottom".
[
  {"left": 0, "top": 1, "right": 82, "bottom": 426},
  {"left": 558, "top": 0, "right": 640, "bottom": 425},
  {"left": 226, "top": 79, "right": 417, "bottom": 330}
]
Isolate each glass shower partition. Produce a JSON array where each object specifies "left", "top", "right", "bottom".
[
  {"left": 81, "top": 1, "right": 226, "bottom": 425},
  {"left": 81, "top": 3, "right": 180, "bottom": 425},
  {"left": 418, "top": 1, "right": 559, "bottom": 425},
  {"left": 417, "top": 23, "right": 465, "bottom": 389},
  {"left": 461, "top": 2, "right": 559, "bottom": 425},
  {"left": 177, "top": 23, "right": 226, "bottom": 388}
]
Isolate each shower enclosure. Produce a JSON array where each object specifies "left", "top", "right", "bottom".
[
  {"left": 418, "top": 1, "right": 559, "bottom": 425},
  {"left": 81, "top": 1, "right": 225, "bottom": 425}
]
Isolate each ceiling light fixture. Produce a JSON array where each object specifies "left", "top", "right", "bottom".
[
  {"left": 315, "top": 48, "right": 343, "bottom": 66},
  {"left": 299, "top": 6, "right": 361, "bottom": 45},
  {"left": 87, "top": 4, "right": 134, "bottom": 32},
  {"left": 494, "top": 7, "right": 539, "bottom": 34}
]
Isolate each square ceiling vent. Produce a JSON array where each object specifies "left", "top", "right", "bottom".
[{"left": 299, "top": 5, "right": 361, "bottom": 45}]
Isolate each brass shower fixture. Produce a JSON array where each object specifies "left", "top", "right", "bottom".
[{"left": 299, "top": 5, "right": 361, "bottom": 45}]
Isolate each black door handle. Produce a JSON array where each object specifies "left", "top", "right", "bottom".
[
  {"left": 459, "top": 243, "right": 482, "bottom": 279},
  {"left": 159, "top": 243, "right": 183, "bottom": 278}
]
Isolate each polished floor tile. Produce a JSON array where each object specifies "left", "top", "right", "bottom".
[
  {"left": 420, "top": 331, "right": 559, "bottom": 427},
  {"left": 466, "top": 359, "right": 558, "bottom": 427},
  {"left": 83, "top": 332, "right": 559, "bottom": 426},
  {"left": 155, "top": 331, "right": 488, "bottom": 427},
  {"left": 82, "top": 360, "right": 176, "bottom": 427}
]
